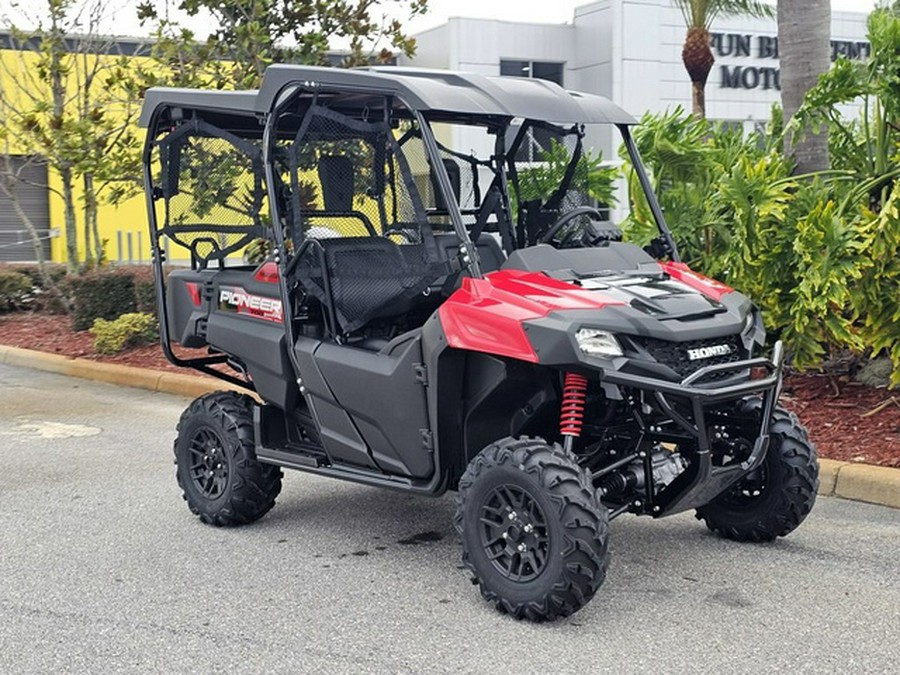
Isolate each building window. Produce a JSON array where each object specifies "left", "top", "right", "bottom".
[{"left": 500, "top": 60, "right": 564, "bottom": 86}]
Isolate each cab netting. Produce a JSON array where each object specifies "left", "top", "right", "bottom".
[
  {"left": 282, "top": 105, "right": 449, "bottom": 333},
  {"left": 155, "top": 119, "right": 266, "bottom": 265}
]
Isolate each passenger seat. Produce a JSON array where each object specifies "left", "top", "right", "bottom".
[{"left": 434, "top": 232, "right": 506, "bottom": 274}]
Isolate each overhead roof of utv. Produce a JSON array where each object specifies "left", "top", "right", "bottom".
[{"left": 138, "top": 65, "right": 636, "bottom": 128}]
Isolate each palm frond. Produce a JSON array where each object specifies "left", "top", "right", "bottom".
[
  {"left": 707, "top": 0, "right": 775, "bottom": 27},
  {"left": 671, "top": 0, "right": 774, "bottom": 29}
]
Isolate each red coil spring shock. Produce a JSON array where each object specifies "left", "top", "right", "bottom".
[{"left": 560, "top": 372, "right": 589, "bottom": 438}]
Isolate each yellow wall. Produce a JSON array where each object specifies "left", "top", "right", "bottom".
[
  {"left": 2, "top": 45, "right": 439, "bottom": 265},
  {"left": 1, "top": 46, "right": 156, "bottom": 264}
]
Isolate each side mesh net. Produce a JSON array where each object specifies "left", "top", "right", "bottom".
[
  {"left": 283, "top": 104, "right": 447, "bottom": 333},
  {"left": 154, "top": 122, "right": 265, "bottom": 265}
]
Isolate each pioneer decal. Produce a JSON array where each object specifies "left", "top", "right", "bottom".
[
  {"left": 687, "top": 344, "right": 734, "bottom": 361},
  {"left": 219, "top": 287, "right": 283, "bottom": 323}
]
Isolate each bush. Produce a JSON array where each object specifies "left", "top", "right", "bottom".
[
  {"left": 620, "top": 100, "right": 900, "bottom": 386},
  {"left": 10, "top": 264, "right": 69, "bottom": 313},
  {"left": 12, "top": 263, "right": 67, "bottom": 290},
  {"left": 67, "top": 272, "right": 137, "bottom": 331},
  {"left": 90, "top": 312, "right": 159, "bottom": 355},
  {"left": 0, "top": 269, "right": 33, "bottom": 311},
  {"left": 128, "top": 266, "right": 159, "bottom": 317}
]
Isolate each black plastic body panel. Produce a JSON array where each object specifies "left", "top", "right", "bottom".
[
  {"left": 166, "top": 265, "right": 298, "bottom": 408},
  {"left": 313, "top": 335, "right": 433, "bottom": 478},
  {"left": 419, "top": 313, "right": 558, "bottom": 488},
  {"left": 460, "top": 355, "right": 558, "bottom": 464},
  {"left": 166, "top": 269, "right": 215, "bottom": 347},
  {"left": 206, "top": 312, "right": 296, "bottom": 408},
  {"left": 293, "top": 337, "right": 378, "bottom": 471}
]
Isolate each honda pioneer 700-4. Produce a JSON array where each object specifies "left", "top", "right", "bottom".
[{"left": 139, "top": 65, "right": 818, "bottom": 621}]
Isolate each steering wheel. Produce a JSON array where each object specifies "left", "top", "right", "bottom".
[{"left": 539, "top": 206, "right": 607, "bottom": 246}]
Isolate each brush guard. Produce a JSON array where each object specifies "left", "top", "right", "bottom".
[{"left": 594, "top": 341, "right": 786, "bottom": 518}]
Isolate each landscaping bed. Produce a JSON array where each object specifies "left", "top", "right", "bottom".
[{"left": 1, "top": 311, "right": 897, "bottom": 468}]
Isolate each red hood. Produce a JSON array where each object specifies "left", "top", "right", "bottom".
[
  {"left": 438, "top": 263, "right": 735, "bottom": 362},
  {"left": 438, "top": 269, "right": 625, "bottom": 362}
]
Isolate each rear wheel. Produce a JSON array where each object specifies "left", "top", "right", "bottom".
[
  {"left": 455, "top": 437, "right": 610, "bottom": 621},
  {"left": 174, "top": 391, "right": 282, "bottom": 526},
  {"left": 697, "top": 400, "right": 818, "bottom": 542}
]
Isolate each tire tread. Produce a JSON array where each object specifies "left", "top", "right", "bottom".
[
  {"left": 174, "top": 391, "right": 282, "bottom": 527},
  {"left": 455, "top": 437, "right": 610, "bottom": 621},
  {"left": 697, "top": 400, "right": 818, "bottom": 542}
]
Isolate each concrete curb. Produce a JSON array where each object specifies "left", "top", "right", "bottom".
[
  {"left": 2, "top": 344, "right": 898, "bottom": 509},
  {"left": 0, "top": 344, "right": 238, "bottom": 398},
  {"left": 819, "top": 459, "right": 900, "bottom": 510}
]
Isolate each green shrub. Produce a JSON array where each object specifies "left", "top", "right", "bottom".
[
  {"left": 67, "top": 272, "right": 137, "bottom": 331},
  {"left": 10, "top": 264, "right": 69, "bottom": 313},
  {"left": 619, "top": 102, "right": 899, "bottom": 385},
  {"left": 0, "top": 269, "right": 33, "bottom": 311},
  {"left": 12, "top": 264, "right": 67, "bottom": 289},
  {"left": 134, "top": 278, "right": 157, "bottom": 316},
  {"left": 128, "top": 266, "right": 159, "bottom": 317},
  {"left": 244, "top": 238, "right": 271, "bottom": 264},
  {"left": 90, "top": 312, "right": 159, "bottom": 355}
]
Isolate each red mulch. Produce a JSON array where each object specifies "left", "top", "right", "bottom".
[
  {"left": 1, "top": 312, "right": 898, "bottom": 467},
  {"left": 780, "top": 376, "right": 899, "bottom": 468},
  {"left": 0, "top": 313, "right": 202, "bottom": 373}
]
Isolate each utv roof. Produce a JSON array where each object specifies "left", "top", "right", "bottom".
[
  {"left": 139, "top": 65, "right": 636, "bottom": 127},
  {"left": 139, "top": 88, "right": 259, "bottom": 127}
]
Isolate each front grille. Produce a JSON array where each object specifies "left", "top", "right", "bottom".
[{"left": 634, "top": 335, "right": 745, "bottom": 381}]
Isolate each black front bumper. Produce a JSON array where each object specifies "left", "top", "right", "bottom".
[{"left": 600, "top": 341, "right": 785, "bottom": 516}]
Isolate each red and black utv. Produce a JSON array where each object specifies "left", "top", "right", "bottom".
[{"left": 139, "top": 65, "right": 818, "bottom": 621}]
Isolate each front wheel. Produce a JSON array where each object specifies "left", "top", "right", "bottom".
[
  {"left": 174, "top": 391, "right": 282, "bottom": 526},
  {"left": 697, "top": 400, "right": 818, "bottom": 542},
  {"left": 455, "top": 437, "right": 610, "bottom": 621}
]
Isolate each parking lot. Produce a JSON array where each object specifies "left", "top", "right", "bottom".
[{"left": 1, "top": 362, "right": 898, "bottom": 674}]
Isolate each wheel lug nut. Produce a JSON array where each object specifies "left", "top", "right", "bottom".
[
  {"left": 508, "top": 512, "right": 517, "bottom": 520},
  {"left": 517, "top": 543, "right": 527, "bottom": 552},
  {"left": 501, "top": 532, "right": 508, "bottom": 539},
  {"left": 524, "top": 524, "right": 533, "bottom": 533}
]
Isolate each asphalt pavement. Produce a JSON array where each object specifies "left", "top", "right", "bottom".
[{"left": 1, "top": 362, "right": 898, "bottom": 674}]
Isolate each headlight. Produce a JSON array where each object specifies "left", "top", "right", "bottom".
[
  {"left": 743, "top": 311, "right": 756, "bottom": 333},
  {"left": 576, "top": 329, "right": 623, "bottom": 358}
]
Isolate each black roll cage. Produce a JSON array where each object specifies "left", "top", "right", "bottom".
[{"left": 141, "top": 77, "right": 680, "bottom": 388}]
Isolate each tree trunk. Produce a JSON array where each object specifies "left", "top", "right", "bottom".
[
  {"left": 682, "top": 26, "right": 714, "bottom": 119},
  {"left": 82, "top": 173, "right": 103, "bottom": 267},
  {"left": 779, "top": 0, "right": 831, "bottom": 174},
  {"left": 90, "top": 193, "right": 103, "bottom": 264},
  {"left": 49, "top": 6, "right": 80, "bottom": 273},
  {"left": 82, "top": 174, "right": 94, "bottom": 269},
  {"left": 692, "top": 81, "right": 706, "bottom": 120},
  {"left": 59, "top": 164, "right": 80, "bottom": 272}
]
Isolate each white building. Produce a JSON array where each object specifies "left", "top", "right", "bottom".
[{"left": 402, "top": 0, "right": 869, "bottom": 160}]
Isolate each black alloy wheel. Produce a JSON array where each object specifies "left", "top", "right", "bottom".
[
  {"left": 456, "top": 436, "right": 611, "bottom": 621},
  {"left": 174, "top": 391, "right": 282, "bottom": 527},
  {"left": 187, "top": 426, "right": 230, "bottom": 499},
  {"left": 479, "top": 484, "right": 550, "bottom": 583}
]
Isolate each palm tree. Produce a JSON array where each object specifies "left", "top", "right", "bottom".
[
  {"left": 674, "top": 1, "right": 774, "bottom": 119},
  {"left": 778, "top": 0, "right": 831, "bottom": 173}
]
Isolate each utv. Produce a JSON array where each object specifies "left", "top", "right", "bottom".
[{"left": 139, "top": 65, "right": 818, "bottom": 621}]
